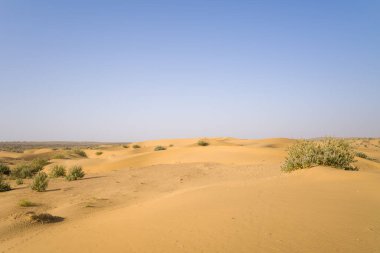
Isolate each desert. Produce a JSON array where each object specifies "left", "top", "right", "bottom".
[{"left": 1, "top": 138, "right": 380, "bottom": 253}]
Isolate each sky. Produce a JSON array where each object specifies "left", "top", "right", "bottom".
[{"left": 0, "top": 0, "right": 379, "bottom": 141}]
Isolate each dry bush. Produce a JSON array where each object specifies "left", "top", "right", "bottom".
[
  {"left": 0, "top": 163, "right": 11, "bottom": 175},
  {"left": 0, "top": 175, "right": 11, "bottom": 192},
  {"left": 49, "top": 165, "right": 66, "bottom": 178},
  {"left": 66, "top": 165, "right": 85, "bottom": 181},
  {"left": 154, "top": 146, "right": 166, "bottom": 151},
  {"left": 31, "top": 172, "right": 49, "bottom": 192},
  {"left": 71, "top": 148, "right": 87, "bottom": 157},
  {"left": 11, "top": 158, "right": 48, "bottom": 179},
  {"left": 197, "top": 140, "right": 209, "bottom": 146},
  {"left": 282, "top": 138, "right": 357, "bottom": 172}
]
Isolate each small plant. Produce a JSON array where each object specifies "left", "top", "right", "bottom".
[
  {"left": 0, "top": 175, "right": 11, "bottom": 192},
  {"left": 66, "top": 165, "right": 85, "bottom": 181},
  {"left": 198, "top": 140, "right": 209, "bottom": 146},
  {"left": 355, "top": 152, "right": 368, "bottom": 159},
  {"left": 154, "top": 146, "right": 166, "bottom": 151},
  {"left": 16, "top": 178, "right": 23, "bottom": 185},
  {"left": 133, "top": 144, "right": 141, "bottom": 149},
  {"left": 49, "top": 165, "right": 66, "bottom": 178},
  {"left": 72, "top": 148, "right": 87, "bottom": 158},
  {"left": 123, "top": 145, "right": 129, "bottom": 148},
  {"left": 281, "top": 138, "right": 356, "bottom": 172},
  {"left": 0, "top": 163, "right": 11, "bottom": 175},
  {"left": 169, "top": 144, "right": 173, "bottom": 147},
  {"left": 19, "top": 199, "right": 35, "bottom": 207},
  {"left": 96, "top": 151, "right": 103, "bottom": 156},
  {"left": 31, "top": 172, "right": 49, "bottom": 192}
]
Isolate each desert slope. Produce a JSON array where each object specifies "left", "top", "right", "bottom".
[{"left": 1, "top": 138, "right": 380, "bottom": 253}]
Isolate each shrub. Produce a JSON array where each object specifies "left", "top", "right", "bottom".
[
  {"left": 72, "top": 148, "right": 87, "bottom": 158},
  {"left": 133, "top": 144, "right": 141, "bottom": 149},
  {"left": 31, "top": 158, "right": 49, "bottom": 167},
  {"left": 0, "top": 163, "right": 11, "bottom": 175},
  {"left": 0, "top": 175, "right": 11, "bottom": 192},
  {"left": 30, "top": 213, "right": 63, "bottom": 223},
  {"left": 96, "top": 151, "right": 103, "bottom": 156},
  {"left": 11, "top": 159, "right": 47, "bottom": 179},
  {"left": 123, "top": 145, "right": 129, "bottom": 148},
  {"left": 51, "top": 153, "right": 66, "bottom": 159},
  {"left": 31, "top": 172, "right": 49, "bottom": 192},
  {"left": 16, "top": 178, "right": 23, "bottom": 185},
  {"left": 154, "top": 146, "right": 166, "bottom": 151},
  {"left": 19, "top": 199, "right": 35, "bottom": 207},
  {"left": 355, "top": 152, "right": 368, "bottom": 159},
  {"left": 49, "top": 165, "right": 66, "bottom": 178},
  {"left": 66, "top": 165, "right": 85, "bottom": 181},
  {"left": 198, "top": 140, "right": 209, "bottom": 146},
  {"left": 281, "top": 138, "right": 356, "bottom": 172}
]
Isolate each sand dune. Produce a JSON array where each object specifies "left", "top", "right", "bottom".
[{"left": 1, "top": 138, "right": 380, "bottom": 253}]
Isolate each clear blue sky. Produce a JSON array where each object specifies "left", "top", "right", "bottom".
[{"left": 1, "top": 1, "right": 379, "bottom": 141}]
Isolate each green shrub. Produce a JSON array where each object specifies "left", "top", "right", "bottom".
[
  {"left": 96, "top": 151, "right": 103, "bottom": 156},
  {"left": 0, "top": 175, "right": 11, "bottom": 192},
  {"left": 19, "top": 199, "right": 35, "bottom": 207},
  {"left": 16, "top": 178, "right": 23, "bottom": 185},
  {"left": 66, "top": 165, "right": 85, "bottom": 181},
  {"left": 72, "top": 148, "right": 87, "bottom": 158},
  {"left": 31, "top": 172, "right": 49, "bottom": 192},
  {"left": 281, "top": 138, "right": 356, "bottom": 172},
  {"left": 49, "top": 165, "right": 66, "bottom": 178},
  {"left": 11, "top": 158, "right": 47, "bottom": 179},
  {"left": 154, "top": 146, "right": 166, "bottom": 151},
  {"left": 197, "top": 140, "right": 209, "bottom": 146},
  {"left": 0, "top": 163, "right": 11, "bottom": 175},
  {"left": 133, "top": 144, "right": 141, "bottom": 149}
]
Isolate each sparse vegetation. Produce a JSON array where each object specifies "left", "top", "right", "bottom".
[
  {"left": 154, "top": 146, "right": 166, "bottom": 151},
  {"left": 30, "top": 213, "right": 64, "bottom": 224},
  {"left": 96, "top": 151, "right": 103, "bottom": 156},
  {"left": 19, "top": 199, "right": 36, "bottom": 207},
  {"left": 66, "top": 165, "right": 85, "bottom": 181},
  {"left": 11, "top": 158, "right": 48, "bottom": 179},
  {"left": 281, "top": 138, "right": 357, "bottom": 172},
  {"left": 31, "top": 172, "right": 49, "bottom": 192},
  {"left": 198, "top": 140, "right": 209, "bottom": 146},
  {"left": 72, "top": 148, "right": 87, "bottom": 158},
  {"left": 49, "top": 165, "right": 66, "bottom": 178},
  {"left": 355, "top": 151, "right": 377, "bottom": 162},
  {"left": 356, "top": 152, "right": 368, "bottom": 159},
  {"left": 133, "top": 144, "right": 141, "bottom": 149},
  {"left": 0, "top": 175, "right": 11, "bottom": 192},
  {"left": 51, "top": 153, "right": 66, "bottom": 159},
  {"left": 0, "top": 163, "right": 11, "bottom": 175},
  {"left": 16, "top": 178, "right": 23, "bottom": 185}
]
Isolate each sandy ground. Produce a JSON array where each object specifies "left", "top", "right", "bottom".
[{"left": 1, "top": 138, "right": 380, "bottom": 253}]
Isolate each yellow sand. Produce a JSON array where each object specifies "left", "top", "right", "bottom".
[{"left": 1, "top": 138, "right": 380, "bottom": 253}]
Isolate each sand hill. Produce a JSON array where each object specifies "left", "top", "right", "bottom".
[{"left": 1, "top": 138, "right": 380, "bottom": 253}]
